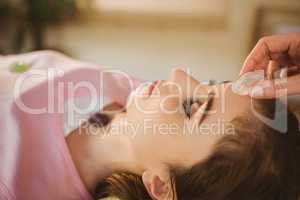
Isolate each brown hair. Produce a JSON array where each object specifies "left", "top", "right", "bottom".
[{"left": 93, "top": 100, "right": 300, "bottom": 200}]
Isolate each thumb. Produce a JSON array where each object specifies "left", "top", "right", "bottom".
[{"left": 250, "top": 74, "right": 300, "bottom": 99}]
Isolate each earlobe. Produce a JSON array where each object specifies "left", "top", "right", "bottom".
[{"left": 142, "top": 171, "right": 171, "bottom": 200}]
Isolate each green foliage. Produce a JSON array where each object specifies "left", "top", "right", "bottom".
[{"left": 0, "top": 0, "right": 79, "bottom": 52}]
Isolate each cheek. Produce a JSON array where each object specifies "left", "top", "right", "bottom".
[
  {"left": 128, "top": 96, "right": 162, "bottom": 115},
  {"left": 160, "top": 97, "right": 181, "bottom": 114}
]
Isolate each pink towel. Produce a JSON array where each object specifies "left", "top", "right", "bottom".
[{"left": 0, "top": 51, "right": 141, "bottom": 200}]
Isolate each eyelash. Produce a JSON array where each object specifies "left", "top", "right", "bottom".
[
  {"left": 182, "top": 92, "right": 214, "bottom": 119},
  {"left": 182, "top": 98, "right": 201, "bottom": 118}
]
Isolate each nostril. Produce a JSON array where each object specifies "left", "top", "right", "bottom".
[{"left": 149, "top": 80, "right": 163, "bottom": 96}]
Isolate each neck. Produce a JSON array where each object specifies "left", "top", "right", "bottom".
[{"left": 66, "top": 113, "right": 143, "bottom": 193}]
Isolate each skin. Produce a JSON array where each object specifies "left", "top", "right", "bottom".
[
  {"left": 240, "top": 32, "right": 300, "bottom": 98},
  {"left": 66, "top": 69, "right": 255, "bottom": 198}
]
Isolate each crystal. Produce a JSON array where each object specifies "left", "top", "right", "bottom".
[{"left": 231, "top": 70, "right": 265, "bottom": 95}]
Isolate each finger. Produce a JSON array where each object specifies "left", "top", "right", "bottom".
[
  {"left": 279, "top": 68, "right": 288, "bottom": 79},
  {"left": 288, "top": 33, "right": 300, "bottom": 66},
  {"left": 249, "top": 73, "right": 300, "bottom": 99},
  {"left": 240, "top": 39, "right": 270, "bottom": 75},
  {"left": 273, "top": 66, "right": 300, "bottom": 79},
  {"left": 240, "top": 33, "right": 298, "bottom": 76},
  {"left": 266, "top": 60, "right": 280, "bottom": 80},
  {"left": 286, "top": 66, "right": 300, "bottom": 77}
]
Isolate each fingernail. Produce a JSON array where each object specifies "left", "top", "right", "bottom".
[{"left": 250, "top": 86, "right": 264, "bottom": 97}]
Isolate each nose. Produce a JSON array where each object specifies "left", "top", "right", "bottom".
[
  {"left": 170, "top": 68, "right": 213, "bottom": 99},
  {"left": 170, "top": 68, "right": 201, "bottom": 88},
  {"left": 170, "top": 68, "right": 202, "bottom": 96},
  {"left": 155, "top": 68, "right": 189, "bottom": 95},
  {"left": 170, "top": 68, "right": 187, "bottom": 83}
]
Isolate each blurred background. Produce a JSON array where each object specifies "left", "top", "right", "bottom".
[{"left": 0, "top": 0, "right": 300, "bottom": 81}]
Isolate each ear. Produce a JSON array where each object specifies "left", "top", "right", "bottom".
[{"left": 142, "top": 170, "right": 174, "bottom": 200}]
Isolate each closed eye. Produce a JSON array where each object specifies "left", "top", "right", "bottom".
[
  {"left": 182, "top": 92, "right": 214, "bottom": 120},
  {"left": 182, "top": 98, "right": 202, "bottom": 119}
]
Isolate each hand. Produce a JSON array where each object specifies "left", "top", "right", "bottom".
[
  {"left": 239, "top": 32, "right": 300, "bottom": 98},
  {"left": 240, "top": 32, "right": 300, "bottom": 75},
  {"left": 250, "top": 73, "right": 300, "bottom": 99}
]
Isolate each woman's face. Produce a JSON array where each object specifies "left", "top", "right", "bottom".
[{"left": 123, "top": 69, "right": 251, "bottom": 169}]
